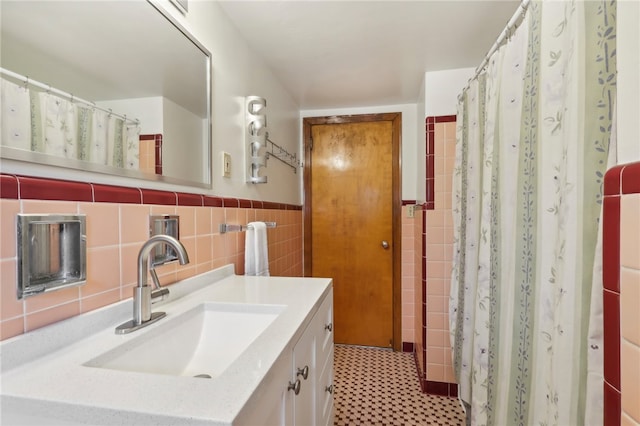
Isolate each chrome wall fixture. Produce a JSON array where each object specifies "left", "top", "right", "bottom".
[
  {"left": 219, "top": 221, "right": 276, "bottom": 234},
  {"left": 245, "top": 96, "right": 302, "bottom": 184},
  {"left": 246, "top": 96, "right": 268, "bottom": 184},
  {"left": 17, "top": 214, "right": 87, "bottom": 299},
  {"left": 149, "top": 215, "right": 180, "bottom": 266}
]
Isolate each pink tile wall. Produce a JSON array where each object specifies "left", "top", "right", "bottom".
[
  {"left": 0, "top": 174, "right": 302, "bottom": 341},
  {"left": 415, "top": 206, "right": 426, "bottom": 388},
  {"left": 401, "top": 205, "right": 416, "bottom": 345},
  {"left": 603, "top": 161, "right": 640, "bottom": 426},
  {"left": 410, "top": 116, "right": 459, "bottom": 396},
  {"left": 424, "top": 121, "right": 456, "bottom": 386},
  {"left": 620, "top": 193, "right": 640, "bottom": 426}
]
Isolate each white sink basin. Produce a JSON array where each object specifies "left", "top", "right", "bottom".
[{"left": 84, "top": 302, "right": 285, "bottom": 378}]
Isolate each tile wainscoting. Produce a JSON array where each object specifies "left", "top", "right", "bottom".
[
  {"left": 603, "top": 162, "right": 640, "bottom": 426},
  {"left": 0, "top": 174, "right": 302, "bottom": 341}
]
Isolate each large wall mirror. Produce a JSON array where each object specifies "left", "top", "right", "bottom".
[{"left": 0, "top": 0, "right": 212, "bottom": 189}]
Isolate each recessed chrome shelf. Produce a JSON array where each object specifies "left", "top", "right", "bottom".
[{"left": 17, "top": 214, "right": 87, "bottom": 299}]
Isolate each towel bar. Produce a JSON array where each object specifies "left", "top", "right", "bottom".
[{"left": 219, "top": 222, "right": 276, "bottom": 234}]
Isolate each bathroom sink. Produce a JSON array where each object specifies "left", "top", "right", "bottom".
[{"left": 85, "top": 302, "right": 285, "bottom": 378}]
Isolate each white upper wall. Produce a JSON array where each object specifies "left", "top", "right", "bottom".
[
  {"left": 147, "top": 0, "right": 304, "bottom": 204},
  {"left": 426, "top": 18, "right": 640, "bottom": 165},
  {"left": 416, "top": 77, "right": 426, "bottom": 202},
  {"left": 424, "top": 68, "right": 474, "bottom": 117},
  {"left": 617, "top": 0, "right": 640, "bottom": 164},
  {"left": 1, "top": 0, "right": 303, "bottom": 204},
  {"left": 300, "top": 104, "right": 419, "bottom": 201}
]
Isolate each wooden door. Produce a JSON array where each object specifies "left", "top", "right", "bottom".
[{"left": 303, "top": 114, "right": 401, "bottom": 349}]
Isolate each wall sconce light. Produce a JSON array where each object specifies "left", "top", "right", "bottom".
[{"left": 246, "top": 96, "right": 268, "bottom": 183}]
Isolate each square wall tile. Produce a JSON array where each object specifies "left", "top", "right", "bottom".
[
  {"left": 604, "top": 382, "right": 621, "bottom": 426},
  {"left": 621, "top": 339, "right": 640, "bottom": 423},
  {"left": 150, "top": 204, "right": 176, "bottom": 217},
  {"left": 80, "top": 289, "right": 121, "bottom": 313},
  {"left": 603, "top": 289, "right": 621, "bottom": 389},
  {"left": 175, "top": 207, "right": 196, "bottom": 238},
  {"left": 621, "top": 268, "right": 640, "bottom": 346},
  {"left": 21, "top": 200, "right": 78, "bottom": 215},
  {"left": 1, "top": 317, "right": 25, "bottom": 340},
  {"left": 25, "top": 301, "right": 80, "bottom": 332},
  {"left": 195, "top": 207, "right": 213, "bottom": 235},
  {"left": 24, "top": 286, "right": 80, "bottom": 314},
  {"left": 120, "top": 243, "right": 141, "bottom": 287},
  {"left": 621, "top": 194, "right": 640, "bottom": 269},
  {"left": 621, "top": 412, "right": 639, "bottom": 426},
  {"left": 119, "top": 204, "right": 151, "bottom": 244},
  {"left": 82, "top": 247, "right": 120, "bottom": 297},
  {"left": 0, "top": 199, "right": 20, "bottom": 259},
  {"left": 603, "top": 195, "right": 621, "bottom": 292},
  {"left": 79, "top": 202, "right": 120, "bottom": 248},
  {"left": 1, "top": 259, "right": 23, "bottom": 320}
]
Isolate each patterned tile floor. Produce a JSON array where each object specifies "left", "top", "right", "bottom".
[{"left": 333, "top": 345, "right": 466, "bottom": 426}]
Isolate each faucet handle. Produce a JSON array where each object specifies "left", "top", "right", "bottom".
[
  {"left": 150, "top": 267, "right": 162, "bottom": 289},
  {"left": 149, "top": 267, "right": 169, "bottom": 303},
  {"left": 151, "top": 287, "right": 170, "bottom": 304}
]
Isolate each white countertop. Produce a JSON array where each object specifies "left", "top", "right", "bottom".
[{"left": 0, "top": 265, "right": 332, "bottom": 425}]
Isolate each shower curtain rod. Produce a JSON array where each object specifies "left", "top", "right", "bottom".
[
  {"left": 0, "top": 67, "right": 139, "bottom": 125},
  {"left": 459, "top": 0, "right": 531, "bottom": 98}
]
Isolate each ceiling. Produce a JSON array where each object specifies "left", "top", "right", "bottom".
[{"left": 217, "top": 0, "right": 520, "bottom": 110}]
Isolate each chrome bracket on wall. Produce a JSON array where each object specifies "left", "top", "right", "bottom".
[{"left": 17, "top": 214, "right": 87, "bottom": 299}]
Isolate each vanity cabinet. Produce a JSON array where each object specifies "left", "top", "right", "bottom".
[
  {"left": 291, "top": 288, "right": 334, "bottom": 426},
  {"left": 1, "top": 268, "right": 333, "bottom": 426},
  {"left": 236, "top": 288, "right": 333, "bottom": 426}
]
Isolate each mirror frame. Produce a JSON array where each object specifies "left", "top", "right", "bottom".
[{"left": 0, "top": 0, "right": 213, "bottom": 190}]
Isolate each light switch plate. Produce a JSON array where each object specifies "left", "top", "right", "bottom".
[{"left": 222, "top": 152, "right": 231, "bottom": 178}]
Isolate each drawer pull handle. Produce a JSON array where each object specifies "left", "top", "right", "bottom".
[
  {"left": 325, "top": 384, "right": 334, "bottom": 394},
  {"left": 288, "top": 379, "right": 301, "bottom": 395},
  {"left": 325, "top": 323, "right": 333, "bottom": 332},
  {"left": 297, "top": 365, "right": 309, "bottom": 380}
]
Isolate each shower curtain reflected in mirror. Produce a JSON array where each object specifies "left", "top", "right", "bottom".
[
  {"left": 0, "top": 76, "right": 142, "bottom": 170},
  {"left": 449, "top": 1, "right": 617, "bottom": 425}
]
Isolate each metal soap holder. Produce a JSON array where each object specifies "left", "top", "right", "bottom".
[
  {"left": 149, "top": 215, "right": 180, "bottom": 266},
  {"left": 17, "top": 214, "right": 87, "bottom": 299}
]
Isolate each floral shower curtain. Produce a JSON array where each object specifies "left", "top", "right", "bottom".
[
  {"left": 450, "top": 1, "right": 616, "bottom": 425},
  {"left": 0, "top": 77, "right": 141, "bottom": 170}
]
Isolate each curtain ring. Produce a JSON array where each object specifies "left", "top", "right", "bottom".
[
  {"left": 23, "top": 76, "right": 29, "bottom": 89},
  {"left": 46, "top": 84, "right": 51, "bottom": 95}
]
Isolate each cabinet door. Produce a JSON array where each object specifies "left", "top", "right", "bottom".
[
  {"left": 315, "top": 288, "right": 334, "bottom": 368},
  {"left": 317, "top": 348, "right": 334, "bottom": 426},
  {"left": 234, "top": 351, "right": 293, "bottom": 426},
  {"left": 293, "top": 319, "right": 316, "bottom": 425}
]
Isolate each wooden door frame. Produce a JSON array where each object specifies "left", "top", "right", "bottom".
[{"left": 302, "top": 113, "right": 402, "bottom": 352}]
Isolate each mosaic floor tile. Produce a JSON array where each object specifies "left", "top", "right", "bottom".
[{"left": 334, "top": 345, "right": 466, "bottom": 426}]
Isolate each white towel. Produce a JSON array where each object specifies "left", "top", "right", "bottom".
[{"left": 244, "top": 221, "right": 270, "bottom": 276}]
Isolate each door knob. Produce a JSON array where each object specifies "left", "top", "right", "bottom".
[
  {"left": 381, "top": 240, "right": 389, "bottom": 249},
  {"left": 297, "top": 365, "right": 309, "bottom": 380},
  {"left": 288, "top": 379, "right": 301, "bottom": 395}
]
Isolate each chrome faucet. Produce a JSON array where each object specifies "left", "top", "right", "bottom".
[{"left": 115, "top": 235, "right": 190, "bottom": 334}]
